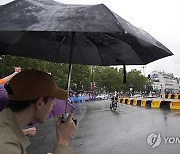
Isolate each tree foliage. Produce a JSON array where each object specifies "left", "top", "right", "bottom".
[{"left": 0, "top": 55, "right": 149, "bottom": 93}]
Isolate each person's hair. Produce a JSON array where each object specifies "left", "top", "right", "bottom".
[{"left": 6, "top": 96, "right": 51, "bottom": 112}]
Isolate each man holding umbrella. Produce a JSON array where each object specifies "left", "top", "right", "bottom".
[{"left": 0, "top": 69, "right": 76, "bottom": 154}]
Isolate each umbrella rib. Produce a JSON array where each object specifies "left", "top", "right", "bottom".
[
  {"left": 84, "top": 32, "right": 104, "bottom": 65},
  {"left": 102, "top": 5, "right": 124, "bottom": 31},
  {"left": 56, "top": 35, "right": 67, "bottom": 62},
  {"left": 0, "top": 31, "right": 24, "bottom": 55},
  {"left": 98, "top": 33, "right": 122, "bottom": 64},
  {"left": 104, "top": 33, "right": 145, "bottom": 64}
]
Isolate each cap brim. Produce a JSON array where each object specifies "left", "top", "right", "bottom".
[{"left": 51, "top": 88, "right": 67, "bottom": 100}]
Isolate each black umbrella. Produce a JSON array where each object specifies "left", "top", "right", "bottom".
[
  {"left": 0, "top": 0, "right": 173, "bottom": 112},
  {"left": 0, "top": 0, "right": 173, "bottom": 64}
]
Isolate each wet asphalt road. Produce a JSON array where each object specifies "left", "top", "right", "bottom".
[{"left": 27, "top": 100, "right": 180, "bottom": 154}]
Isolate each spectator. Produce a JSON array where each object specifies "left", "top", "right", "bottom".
[
  {"left": 0, "top": 69, "right": 76, "bottom": 154},
  {"left": 0, "top": 67, "right": 37, "bottom": 137},
  {"left": 23, "top": 127, "right": 36, "bottom": 137},
  {"left": 0, "top": 66, "right": 21, "bottom": 84}
]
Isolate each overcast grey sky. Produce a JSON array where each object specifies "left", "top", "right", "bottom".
[{"left": 1, "top": 0, "right": 180, "bottom": 77}]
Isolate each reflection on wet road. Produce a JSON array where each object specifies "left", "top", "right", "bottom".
[{"left": 71, "top": 100, "right": 180, "bottom": 154}]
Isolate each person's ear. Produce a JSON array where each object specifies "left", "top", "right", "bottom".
[{"left": 35, "top": 98, "right": 44, "bottom": 110}]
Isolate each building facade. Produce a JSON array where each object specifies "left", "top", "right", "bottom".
[{"left": 150, "top": 71, "right": 180, "bottom": 94}]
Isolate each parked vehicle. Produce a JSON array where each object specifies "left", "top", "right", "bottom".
[
  {"left": 96, "top": 94, "right": 105, "bottom": 100},
  {"left": 133, "top": 94, "right": 142, "bottom": 98},
  {"left": 96, "top": 94, "right": 108, "bottom": 100}
]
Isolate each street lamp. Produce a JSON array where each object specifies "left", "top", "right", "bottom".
[
  {"left": 129, "top": 87, "right": 133, "bottom": 97},
  {"left": 148, "top": 74, "right": 153, "bottom": 97},
  {"left": 141, "top": 66, "right": 146, "bottom": 76}
]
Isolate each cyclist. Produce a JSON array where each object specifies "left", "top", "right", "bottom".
[{"left": 110, "top": 94, "right": 118, "bottom": 110}]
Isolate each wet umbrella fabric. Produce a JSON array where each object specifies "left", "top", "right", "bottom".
[{"left": 0, "top": 0, "right": 173, "bottom": 66}]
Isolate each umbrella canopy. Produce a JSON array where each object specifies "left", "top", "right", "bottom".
[
  {"left": 0, "top": 0, "right": 173, "bottom": 66},
  {"left": 49, "top": 98, "right": 75, "bottom": 118}
]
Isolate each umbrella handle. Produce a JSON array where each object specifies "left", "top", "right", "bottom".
[{"left": 61, "top": 113, "right": 77, "bottom": 125}]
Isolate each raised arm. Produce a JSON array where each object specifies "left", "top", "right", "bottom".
[{"left": 0, "top": 67, "right": 21, "bottom": 84}]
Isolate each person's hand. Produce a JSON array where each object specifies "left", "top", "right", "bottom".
[
  {"left": 56, "top": 114, "right": 76, "bottom": 145},
  {"left": 23, "top": 127, "right": 36, "bottom": 136},
  {"left": 14, "top": 66, "right": 22, "bottom": 74}
]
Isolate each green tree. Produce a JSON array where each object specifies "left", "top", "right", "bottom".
[
  {"left": 1, "top": 55, "right": 149, "bottom": 94},
  {"left": 93, "top": 66, "right": 124, "bottom": 93},
  {"left": 1, "top": 55, "right": 68, "bottom": 88},
  {"left": 126, "top": 69, "right": 149, "bottom": 92},
  {"left": 71, "top": 64, "right": 91, "bottom": 91}
]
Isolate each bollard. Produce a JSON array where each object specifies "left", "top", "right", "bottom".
[
  {"left": 151, "top": 100, "right": 161, "bottom": 108},
  {"left": 127, "top": 99, "right": 131, "bottom": 105},
  {"left": 133, "top": 99, "right": 137, "bottom": 106},
  {"left": 141, "top": 100, "right": 146, "bottom": 107},
  {"left": 122, "top": 98, "right": 126, "bottom": 104},
  {"left": 168, "top": 93, "right": 171, "bottom": 99},
  {"left": 174, "top": 94, "right": 179, "bottom": 99},
  {"left": 170, "top": 100, "right": 180, "bottom": 110}
]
